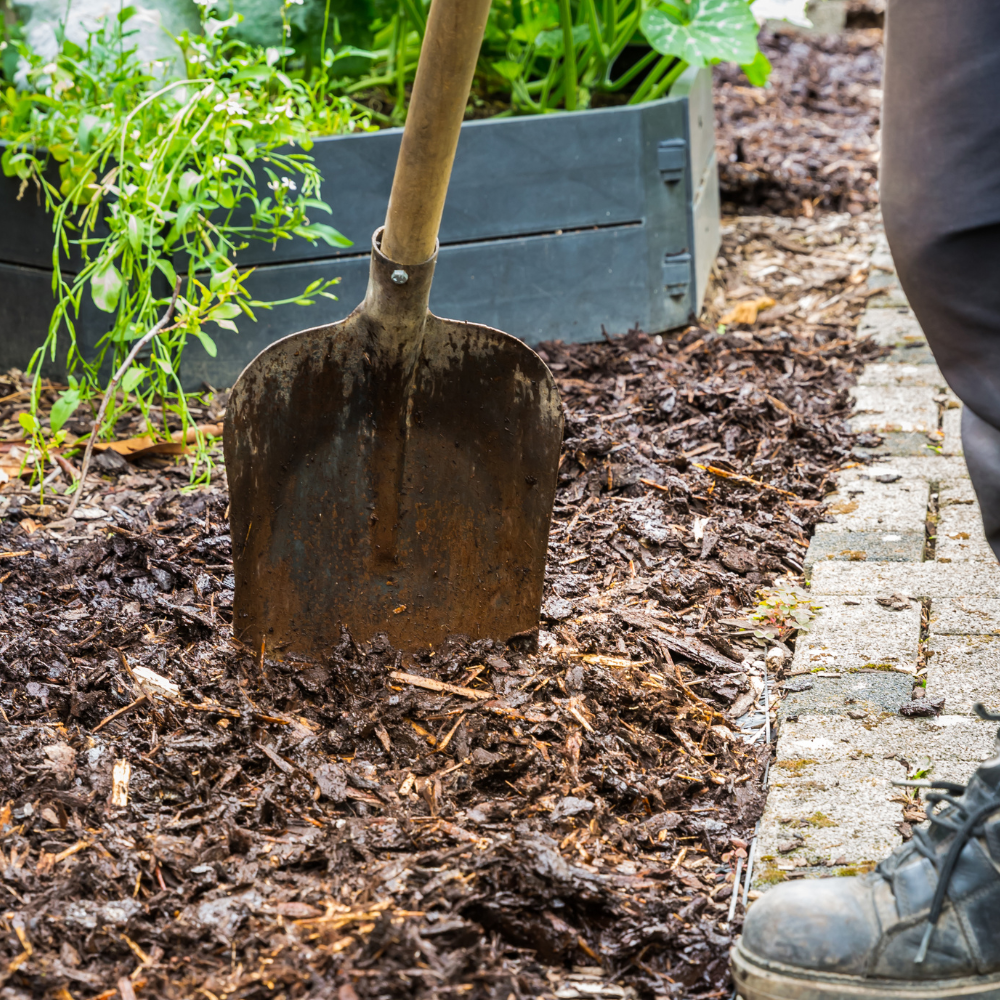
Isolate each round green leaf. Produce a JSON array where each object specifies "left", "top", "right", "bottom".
[{"left": 640, "top": 0, "right": 761, "bottom": 67}]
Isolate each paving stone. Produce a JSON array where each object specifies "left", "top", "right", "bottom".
[
  {"left": 852, "top": 433, "right": 942, "bottom": 459},
  {"left": 936, "top": 504, "right": 992, "bottom": 563},
  {"left": 848, "top": 386, "right": 938, "bottom": 434},
  {"left": 925, "top": 760, "right": 992, "bottom": 790},
  {"left": 856, "top": 308, "right": 923, "bottom": 348},
  {"left": 781, "top": 670, "right": 915, "bottom": 720},
  {"left": 939, "top": 479, "right": 977, "bottom": 505},
  {"left": 857, "top": 363, "right": 944, "bottom": 388},
  {"left": 925, "top": 635, "right": 1000, "bottom": 714},
  {"left": 777, "top": 713, "right": 996, "bottom": 767},
  {"left": 816, "top": 477, "right": 928, "bottom": 533},
  {"left": 942, "top": 404, "right": 963, "bottom": 456},
  {"left": 809, "top": 560, "right": 1000, "bottom": 597},
  {"left": 929, "top": 598, "right": 1000, "bottom": 635},
  {"left": 869, "top": 285, "right": 910, "bottom": 310},
  {"left": 836, "top": 457, "right": 969, "bottom": 485},
  {"left": 884, "top": 343, "right": 938, "bottom": 366},
  {"left": 755, "top": 758, "right": 904, "bottom": 873},
  {"left": 790, "top": 595, "right": 921, "bottom": 675},
  {"left": 805, "top": 531, "right": 925, "bottom": 569}
]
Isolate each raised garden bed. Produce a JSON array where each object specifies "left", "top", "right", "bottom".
[{"left": 0, "top": 67, "right": 718, "bottom": 389}]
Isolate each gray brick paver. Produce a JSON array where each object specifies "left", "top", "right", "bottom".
[{"left": 757, "top": 247, "right": 1000, "bottom": 893}]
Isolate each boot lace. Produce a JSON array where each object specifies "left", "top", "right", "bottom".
[{"left": 893, "top": 703, "right": 1000, "bottom": 963}]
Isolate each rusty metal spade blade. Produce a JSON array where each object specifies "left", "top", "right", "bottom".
[{"left": 223, "top": 0, "right": 563, "bottom": 657}]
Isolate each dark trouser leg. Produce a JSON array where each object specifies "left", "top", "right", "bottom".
[
  {"left": 881, "top": 0, "right": 1000, "bottom": 562},
  {"left": 961, "top": 408, "right": 1000, "bottom": 560}
]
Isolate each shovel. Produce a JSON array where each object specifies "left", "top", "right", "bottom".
[{"left": 223, "top": 0, "right": 563, "bottom": 657}]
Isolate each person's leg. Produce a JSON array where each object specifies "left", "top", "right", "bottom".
[
  {"left": 880, "top": 0, "right": 1000, "bottom": 560},
  {"left": 961, "top": 407, "right": 1000, "bottom": 559},
  {"left": 731, "top": 6, "right": 1000, "bottom": 998}
]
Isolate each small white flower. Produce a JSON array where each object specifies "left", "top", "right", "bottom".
[
  {"left": 282, "top": 177, "right": 296, "bottom": 191},
  {"left": 213, "top": 96, "right": 247, "bottom": 116},
  {"left": 130, "top": 128, "right": 141, "bottom": 140}
]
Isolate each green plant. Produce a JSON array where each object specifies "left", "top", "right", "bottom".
[
  {"left": 748, "top": 587, "right": 819, "bottom": 643},
  {"left": 1, "top": 7, "right": 370, "bottom": 485},
  {"left": 327, "top": 0, "right": 768, "bottom": 121}
]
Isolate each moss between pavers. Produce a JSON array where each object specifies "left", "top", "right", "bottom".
[
  {"left": 834, "top": 862, "right": 877, "bottom": 877},
  {"left": 805, "top": 811, "right": 838, "bottom": 828},
  {"left": 774, "top": 758, "right": 817, "bottom": 775}
]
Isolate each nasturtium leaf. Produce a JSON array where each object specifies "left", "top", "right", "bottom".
[
  {"left": 49, "top": 389, "right": 81, "bottom": 433},
  {"left": 121, "top": 366, "right": 146, "bottom": 393},
  {"left": 640, "top": 0, "right": 761, "bottom": 67},
  {"left": 91, "top": 262, "right": 123, "bottom": 313}
]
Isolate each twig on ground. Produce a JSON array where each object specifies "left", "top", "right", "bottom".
[
  {"left": 92, "top": 695, "right": 148, "bottom": 733},
  {"left": 694, "top": 463, "right": 801, "bottom": 499}
]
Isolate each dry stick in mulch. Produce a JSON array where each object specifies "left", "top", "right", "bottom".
[
  {"left": 694, "top": 463, "right": 801, "bottom": 499},
  {"left": 67, "top": 277, "right": 181, "bottom": 518}
]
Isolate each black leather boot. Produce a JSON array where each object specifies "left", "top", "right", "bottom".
[{"left": 732, "top": 708, "right": 1000, "bottom": 1000}]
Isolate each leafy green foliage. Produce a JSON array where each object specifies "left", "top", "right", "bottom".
[
  {"left": 0, "top": 0, "right": 765, "bottom": 488},
  {"left": 321, "top": 0, "right": 768, "bottom": 120},
  {"left": 1, "top": 9, "right": 370, "bottom": 483},
  {"left": 640, "top": 0, "right": 759, "bottom": 67}
]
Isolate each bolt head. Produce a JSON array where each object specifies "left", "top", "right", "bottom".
[{"left": 390, "top": 269, "right": 409, "bottom": 285}]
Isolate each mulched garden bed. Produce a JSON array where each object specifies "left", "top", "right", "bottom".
[
  {"left": 715, "top": 25, "right": 883, "bottom": 216},
  {"left": 0, "top": 209, "right": 885, "bottom": 1000},
  {"left": 0, "top": 28, "right": 889, "bottom": 1000}
]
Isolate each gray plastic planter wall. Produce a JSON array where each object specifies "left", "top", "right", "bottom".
[{"left": 0, "top": 66, "right": 719, "bottom": 389}]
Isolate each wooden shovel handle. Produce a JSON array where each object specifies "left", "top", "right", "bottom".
[{"left": 381, "top": 0, "right": 492, "bottom": 266}]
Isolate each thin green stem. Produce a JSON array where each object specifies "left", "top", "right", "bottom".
[{"left": 558, "top": 0, "right": 578, "bottom": 110}]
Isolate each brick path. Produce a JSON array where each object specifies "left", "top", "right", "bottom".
[{"left": 752, "top": 225, "right": 1000, "bottom": 888}]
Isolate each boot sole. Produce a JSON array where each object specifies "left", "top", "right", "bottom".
[{"left": 732, "top": 942, "right": 1000, "bottom": 1000}]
